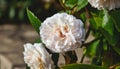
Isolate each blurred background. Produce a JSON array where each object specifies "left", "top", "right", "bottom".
[
  {"left": 0, "top": 0, "right": 62, "bottom": 23},
  {"left": 0, "top": 0, "right": 62, "bottom": 69}
]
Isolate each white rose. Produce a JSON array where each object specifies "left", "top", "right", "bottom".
[
  {"left": 23, "top": 43, "right": 54, "bottom": 69},
  {"left": 88, "top": 0, "right": 120, "bottom": 10},
  {"left": 40, "top": 13, "right": 85, "bottom": 53}
]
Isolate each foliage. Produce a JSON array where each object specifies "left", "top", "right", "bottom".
[
  {"left": 26, "top": 0, "right": 120, "bottom": 69},
  {"left": 61, "top": 64, "right": 107, "bottom": 69},
  {"left": 27, "top": 9, "right": 41, "bottom": 33}
]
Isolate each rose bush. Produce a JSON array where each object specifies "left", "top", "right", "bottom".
[{"left": 24, "top": 0, "right": 120, "bottom": 69}]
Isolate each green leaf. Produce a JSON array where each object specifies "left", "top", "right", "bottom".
[
  {"left": 61, "top": 64, "right": 107, "bottom": 69},
  {"left": 100, "top": 29, "right": 117, "bottom": 46},
  {"left": 90, "top": 10, "right": 103, "bottom": 30},
  {"left": 64, "top": 0, "right": 88, "bottom": 11},
  {"left": 65, "top": 0, "right": 78, "bottom": 8},
  {"left": 77, "top": 0, "right": 88, "bottom": 11},
  {"left": 89, "top": 17, "right": 99, "bottom": 30},
  {"left": 27, "top": 9, "right": 41, "bottom": 33},
  {"left": 110, "top": 10, "right": 120, "bottom": 32},
  {"left": 90, "top": 16, "right": 102, "bottom": 30},
  {"left": 94, "top": 17, "right": 102, "bottom": 28},
  {"left": 86, "top": 40, "right": 100, "bottom": 57},
  {"left": 102, "top": 10, "right": 114, "bottom": 35},
  {"left": 80, "top": 12, "right": 86, "bottom": 23}
]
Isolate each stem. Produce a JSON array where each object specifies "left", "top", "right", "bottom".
[
  {"left": 59, "top": 0, "right": 70, "bottom": 10},
  {"left": 80, "top": 7, "right": 91, "bottom": 48},
  {"left": 52, "top": 53, "right": 59, "bottom": 69},
  {"left": 59, "top": 0, "right": 77, "bottom": 15},
  {"left": 80, "top": 54, "right": 85, "bottom": 63},
  {"left": 81, "top": 36, "right": 102, "bottom": 47},
  {"left": 62, "top": 52, "right": 71, "bottom": 64},
  {"left": 85, "top": 7, "right": 91, "bottom": 40},
  {"left": 85, "top": 27, "right": 91, "bottom": 40},
  {"left": 63, "top": 51, "right": 78, "bottom": 64},
  {"left": 70, "top": 5, "right": 77, "bottom": 15},
  {"left": 70, "top": 51, "right": 78, "bottom": 63},
  {"left": 85, "top": 7, "right": 91, "bottom": 19}
]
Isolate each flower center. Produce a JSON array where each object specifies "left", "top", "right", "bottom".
[
  {"left": 55, "top": 26, "right": 68, "bottom": 38},
  {"left": 38, "top": 58, "right": 45, "bottom": 69},
  {"left": 55, "top": 29, "right": 65, "bottom": 38},
  {"left": 59, "top": 30, "right": 65, "bottom": 37},
  {"left": 64, "top": 26, "right": 69, "bottom": 33}
]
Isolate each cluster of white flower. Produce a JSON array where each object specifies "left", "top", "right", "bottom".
[
  {"left": 23, "top": 43, "right": 54, "bottom": 69},
  {"left": 23, "top": 13, "right": 85, "bottom": 69},
  {"left": 88, "top": 0, "right": 120, "bottom": 10},
  {"left": 40, "top": 13, "right": 85, "bottom": 53}
]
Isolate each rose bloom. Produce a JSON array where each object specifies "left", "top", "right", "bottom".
[
  {"left": 40, "top": 13, "right": 85, "bottom": 53},
  {"left": 23, "top": 43, "right": 54, "bottom": 69},
  {"left": 88, "top": 0, "right": 120, "bottom": 10}
]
